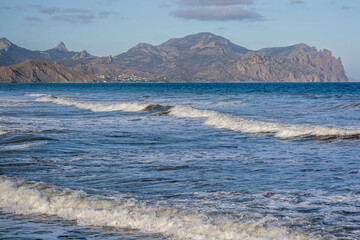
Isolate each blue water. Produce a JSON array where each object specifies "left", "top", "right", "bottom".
[{"left": 0, "top": 83, "right": 359, "bottom": 240}]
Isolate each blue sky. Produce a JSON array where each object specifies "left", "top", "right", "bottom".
[{"left": 0, "top": 0, "right": 359, "bottom": 78}]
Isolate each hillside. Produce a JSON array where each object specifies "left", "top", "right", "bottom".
[
  {"left": 0, "top": 60, "right": 99, "bottom": 83},
  {"left": 114, "top": 33, "right": 347, "bottom": 82}
]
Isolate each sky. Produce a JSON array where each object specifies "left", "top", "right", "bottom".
[{"left": 0, "top": 0, "right": 359, "bottom": 79}]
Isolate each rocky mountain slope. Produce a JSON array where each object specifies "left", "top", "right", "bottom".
[
  {"left": 229, "top": 44, "right": 347, "bottom": 82},
  {"left": 114, "top": 33, "right": 249, "bottom": 78},
  {"left": 0, "top": 60, "right": 99, "bottom": 83},
  {"left": 0, "top": 33, "right": 348, "bottom": 82},
  {"left": 114, "top": 33, "right": 347, "bottom": 82}
]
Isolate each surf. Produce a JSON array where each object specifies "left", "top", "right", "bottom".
[
  {"left": 29, "top": 94, "right": 158, "bottom": 112},
  {"left": 28, "top": 94, "right": 360, "bottom": 140},
  {"left": 0, "top": 176, "right": 316, "bottom": 240},
  {"left": 169, "top": 105, "right": 360, "bottom": 139}
]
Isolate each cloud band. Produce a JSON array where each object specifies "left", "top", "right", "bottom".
[{"left": 170, "top": 6, "right": 263, "bottom": 21}]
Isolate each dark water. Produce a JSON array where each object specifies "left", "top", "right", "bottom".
[{"left": 0, "top": 83, "right": 359, "bottom": 240}]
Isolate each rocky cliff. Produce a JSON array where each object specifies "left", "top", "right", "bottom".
[
  {"left": 0, "top": 60, "right": 99, "bottom": 83},
  {"left": 229, "top": 45, "right": 347, "bottom": 82}
]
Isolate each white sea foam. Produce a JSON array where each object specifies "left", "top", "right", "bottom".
[
  {"left": 34, "top": 94, "right": 153, "bottom": 112},
  {"left": 29, "top": 94, "right": 360, "bottom": 139},
  {"left": 27, "top": 93, "right": 49, "bottom": 97},
  {"left": 0, "top": 176, "right": 315, "bottom": 240},
  {"left": 169, "top": 105, "right": 360, "bottom": 139},
  {"left": 0, "top": 130, "right": 8, "bottom": 135},
  {"left": 0, "top": 142, "right": 46, "bottom": 151}
]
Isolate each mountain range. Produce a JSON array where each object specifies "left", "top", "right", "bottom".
[{"left": 0, "top": 33, "right": 348, "bottom": 83}]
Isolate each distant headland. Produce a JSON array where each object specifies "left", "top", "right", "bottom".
[{"left": 0, "top": 33, "right": 348, "bottom": 83}]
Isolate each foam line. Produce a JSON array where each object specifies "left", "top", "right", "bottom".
[
  {"left": 27, "top": 94, "right": 49, "bottom": 97},
  {"left": 0, "top": 130, "right": 8, "bottom": 135},
  {"left": 0, "top": 176, "right": 315, "bottom": 240},
  {"left": 34, "top": 94, "right": 153, "bottom": 112},
  {"left": 169, "top": 105, "right": 360, "bottom": 139},
  {"left": 29, "top": 94, "right": 360, "bottom": 139}
]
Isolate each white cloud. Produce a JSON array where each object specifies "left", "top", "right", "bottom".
[{"left": 170, "top": 6, "right": 263, "bottom": 21}]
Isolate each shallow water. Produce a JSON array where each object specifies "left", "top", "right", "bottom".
[{"left": 1, "top": 83, "right": 359, "bottom": 239}]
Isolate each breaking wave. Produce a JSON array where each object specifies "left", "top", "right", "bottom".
[
  {"left": 0, "top": 130, "right": 8, "bottom": 135},
  {"left": 169, "top": 106, "right": 360, "bottom": 139},
  {"left": 32, "top": 94, "right": 157, "bottom": 112},
  {"left": 29, "top": 94, "right": 360, "bottom": 139},
  {"left": 0, "top": 176, "right": 315, "bottom": 240},
  {"left": 27, "top": 93, "right": 49, "bottom": 97}
]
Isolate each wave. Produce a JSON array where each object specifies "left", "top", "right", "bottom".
[
  {"left": 0, "top": 132, "right": 52, "bottom": 152},
  {"left": 33, "top": 94, "right": 156, "bottom": 112},
  {"left": 332, "top": 102, "right": 360, "bottom": 110},
  {"left": 0, "top": 129, "right": 62, "bottom": 136},
  {"left": 0, "top": 176, "right": 315, "bottom": 240},
  {"left": 169, "top": 105, "right": 360, "bottom": 139},
  {"left": 29, "top": 94, "right": 360, "bottom": 139},
  {"left": 27, "top": 93, "right": 49, "bottom": 97},
  {"left": 0, "top": 134, "right": 54, "bottom": 144},
  {"left": 0, "top": 142, "right": 46, "bottom": 152}
]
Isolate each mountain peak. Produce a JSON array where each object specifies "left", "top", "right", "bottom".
[
  {"left": 187, "top": 32, "right": 216, "bottom": 38},
  {"left": 55, "top": 42, "right": 68, "bottom": 51},
  {"left": 71, "top": 50, "right": 93, "bottom": 60},
  {"left": 0, "top": 37, "right": 12, "bottom": 51},
  {"left": 159, "top": 32, "right": 249, "bottom": 54},
  {"left": 168, "top": 32, "right": 221, "bottom": 45},
  {"left": 293, "top": 43, "right": 310, "bottom": 49},
  {"left": 134, "top": 43, "right": 154, "bottom": 50}
]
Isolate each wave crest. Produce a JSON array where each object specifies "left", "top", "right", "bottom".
[
  {"left": 34, "top": 94, "right": 155, "bottom": 112},
  {"left": 170, "top": 105, "right": 360, "bottom": 139},
  {"left": 29, "top": 94, "right": 360, "bottom": 139},
  {"left": 0, "top": 176, "right": 315, "bottom": 240}
]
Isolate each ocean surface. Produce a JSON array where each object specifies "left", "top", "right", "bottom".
[{"left": 0, "top": 83, "right": 359, "bottom": 240}]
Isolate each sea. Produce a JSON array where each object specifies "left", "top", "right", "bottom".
[{"left": 0, "top": 83, "right": 359, "bottom": 240}]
